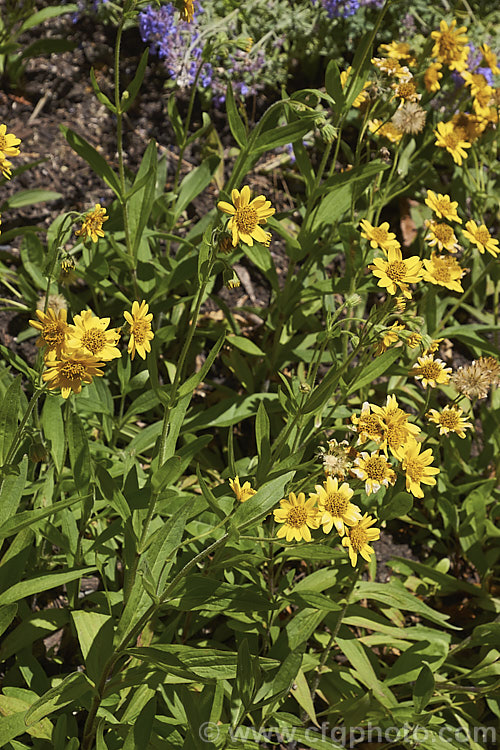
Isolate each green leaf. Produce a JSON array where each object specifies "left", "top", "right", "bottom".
[
  {"left": 128, "top": 140, "right": 157, "bottom": 260},
  {"left": 0, "top": 375, "right": 22, "bottom": 464},
  {"left": 413, "top": 663, "right": 435, "bottom": 713},
  {"left": 254, "top": 116, "right": 316, "bottom": 154},
  {"left": 378, "top": 491, "right": 413, "bottom": 521},
  {"left": 3, "top": 189, "right": 62, "bottom": 209},
  {"left": 0, "top": 603, "right": 17, "bottom": 639},
  {"left": 20, "top": 38, "right": 76, "bottom": 59},
  {"left": 0, "top": 567, "right": 96, "bottom": 607},
  {"left": 255, "top": 400, "right": 270, "bottom": 464},
  {"left": 0, "top": 492, "right": 85, "bottom": 540},
  {"left": 290, "top": 669, "right": 319, "bottom": 726},
  {"left": 336, "top": 635, "right": 397, "bottom": 707},
  {"left": 0, "top": 456, "right": 27, "bottom": 523},
  {"left": 235, "top": 638, "right": 255, "bottom": 710},
  {"left": 345, "top": 348, "right": 401, "bottom": 395},
  {"left": 226, "top": 83, "right": 247, "bottom": 148},
  {"left": 71, "top": 611, "right": 114, "bottom": 683},
  {"left": 41, "top": 396, "right": 65, "bottom": 473},
  {"left": 177, "top": 333, "right": 225, "bottom": 399},
  {"left": 174, "top": 154, "right": 221, "bottom": 222},
  {"left": 0, "top": 344, "right": 37, "bottom": 381},
  {"left": 20, "top": 4, "right": 78, "bottom": 32},
  {"left": 67, "top": 411, "right": 91, "bottom": 495},
  {"left": 325, "top": 59, "right": 345, "bottom": 110},
  {"left": 25, "top": 672, "right": 94, "bottom": 725},
  {"left": 90, "top": 67, "right": 117, "bottom": 113},
  {"left": 228, "top": 335, "right": 265, "bottom": 357},
  {"left": 232, "top": 471, "right": 294, "bottom": 531},
  {"left": 122, "top": 48, "right": 149, "bottom": 112},
  {"left": 61, "top": 125, "right": 122, "bottom": 198},
  {"left": 353, "top": 580, "right": 457, "bottom": 628}
]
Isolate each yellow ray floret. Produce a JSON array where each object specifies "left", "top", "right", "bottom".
[
  {"left": 29, "top": 308, "right": 70, "bottom": 357},
  {"left": 229, "top": 476, "right": 256, "bottom": 503},
  {"left": 400, "top": 438, "right": 439, "bottom": 498},
  {"left": 67, "top": 310, "right": 121, "bottom": 361},
  {"left": 42, "top": 349, "right": 104, "bottom": 399},
  {"left": 369, "top": 246, "right": 423, "bottom": 298},
  {"left": 427, "top": 406, "right": 472, "bottom": 438}
]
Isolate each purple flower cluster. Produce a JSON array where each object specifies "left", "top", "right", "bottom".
[
  {"left": 138, "top": 3, "right": 206, "bottom": 89},
  {"left": 208, "top": 47, "right": 268, "bottom": 105},
  {"left": 313, "top": 0, "right": 360, "bottom": 18}
]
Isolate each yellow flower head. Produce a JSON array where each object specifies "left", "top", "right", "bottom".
[
  {"left": 351, "top": 401, "right": 385, "bottom": 445},
  {"left": 229, "top": 476, "right": 256, "bottom": 503},
  {"left": 0, "top": 152, "right": 13, "bottom": 179},
  {"left": 434, "top": 121, "right": 471, "bottom": 165},
  {"left": 424, "top": 62, "right": 443, "bottom": 93},
  {"left": 75, "top": 204, "right": 109, "bottom": 243},
  {"left": 423, "top": 338, "right": 443, "bottom": 356},
  {"left": 375, "top": 322, "right": 405, "bottom": 355},
  {"left": 371, "top": 57, "right": 411, "bottom": 80},
  {"left": 369, "top": 246, "right": 423, "bottom": 298},
  {"left": 42, "top": 349, "right": 104, "bottom": 399},
  {"left": 391, "top": 78, "right": 421, "bottom": 103},
  {"left": 401, "top": 438, "right": 439, "bottom": 498},
  {"left": 425, "top": 190, "right": 462, "bottom": 224},
  {"left": 371, "top": 394, "right": 420, "bottom": 459},
  {"left": 0, "top": 123, "right": 21, "bottom": 159},
  {"left": 427, "top": 405, "right": 472, "bottom": 438},
  {"left": 340, "top": 67, "right": 370, "bottom": 108},
  {"left": 462, "top": 220, "right": 499, "bottom": 257},
  {"left": 430, "top": 19, "right": 469, "bottom": 71},
  {"left": 368, "top": 119, "right": 403, "bottom": 144},
  {"left": 67, "top": 310, "right": 121, "bottom": 361},
  {"left": 124, "top": 300, "right": 154, "bottom": 360},
  {"left": 462, "top": 71, "right": 490, "bottom": 96},
  {"left": 217, "top": 185, "right": 275, "bottom": 247},
  {"left": 378, "top": 41, "right": 411, "bottom": 61},
  {"left": 342, "top": 514, "right": 380, "bottom": 566},
  {"left": 480, "top": 44, "right": 500, "bottom": 75},
  {"left": 352, "top": 450, "right": 396, "bottom": 495},
  {"left": 406, "top": 332, "right": 422, "bottom": 349},
  {"left": 180, "top": 0, "right": 194, "bottom": 22},
  {"left": 424, "top": 220, "right": 459, "bottom": 253},
  {"left": 451, "top": 112, "right": 485, "bottom": 144},
  {"left": 473, "top": 86, "right": 494, "bottom": 117},
  {"left": 273, "top": 491, "right": 319, "bottom": 543},
  {"left": 309, "top": 476, "right": 361, "bottom": 536},
  {"left": 359, "top": 219, "right": 400, "bottom": 254},
  {"left": 422, "top": 252, "right": 464, "bottom": 292},
  {"left": 29, "top": 308, "right": 70, "bottom": 357},
  {"left": 410, "top": 355, "right": 452, "bottom": 388}
]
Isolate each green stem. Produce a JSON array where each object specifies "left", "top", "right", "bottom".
[
  {"left": 435, "top": 258, "right": 495, "bottom": 334},
  {"left": 2, "top": 386, "right": 46, "bottom": 468}
]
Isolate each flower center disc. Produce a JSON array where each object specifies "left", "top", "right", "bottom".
[
  {"left": 365, "top": 456, "right": 389, "bottom": 481},
  {"left": 235, "top": 206, "right": 258, "bottom": 233},
  {"left": 82, "top": 329, "right": 107, "bottom": 354},
  {"left": 43, "top": 323, "right": 65, "bottom": 345},
  {"left": 132, "top": 320, "right": 149, "bottom": 345},
  {"left": 324, "top": 492, "right": 349, "bottom": 516},
  {"left": 348, "top": 526, "right": 368, "bottom": 551},
  {"left": 286, "top": 507, "right": 308, "bottom": 528},
  {"left": 386, "top": 261, "right": 407, "bottom": 282},
  {"left": 61, "top": 362, "right": 86, "bottom": 381}
]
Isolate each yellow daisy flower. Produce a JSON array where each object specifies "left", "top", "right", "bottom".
[
  {"left": 451, "top": 112, "right": 485, "bottom": 144},
  {"left": 462, "top": 220, "right": 499, "bottom": 257},
  {"left": 217, "top": 185, "right": 275, "bottom": 247},
  {"left": 180, "top": 0, "right": 194, "bottom": 22},
  {"left": 229, "top": 476, "right": 256, "bottom": 503},
  {"left": 374, "top": 322, "right": 405, "bottom": 355},
  {"left": 434, "top": 121, "right": 471, "bottom": 165},
  {"left": 352, "top": 451, "right": 396, "bottom": 495},
  {"left": 75, "top": 204, "right": 109, "bottom": 243},
  {"left": 309, "top": 476, "right": 361, "bottom": 536},
  {"left": 0, "top": 152, "right": 13, "bottom": 179},
  {"left": 400, "top": 438, "right": 439, "bottom": 498},
  {"left": 67, "top": 310, "right": 121, "bottom": 361},
  {"left": 342, "top": 514, "right": 380, "bottom": 566},
  {"left": 0, "top": 123, "right": 21, "bottom": 159},
  {"left": 371, "top": 394, "right": 420, "bottom": 458},
  {"left": 406, "top": 332, "right": 422, "bottom": 349},
  {"left": 273, "top": 491, "right": 319, "bottom": 543},
  {"left": 480, "top": 44, "right": 500, "bottom": 75},
  {"left": 42, "top": 349, "right": 104, "bottom": 399},
  {"left": 371, "top": 57, "right": 411, "bottom": 80},
  {"left": 359, "top": 219, "right": 400, "bottom": 254},
  {"left": 410, "top": 355, "right": 452, "bottom": 388},
  {"left": 124, "top": 300, "right": 154, "bottom": 360},
  {"left": 462, "top": 71, "right": 490, "bottom": 97},
  {"left": 424, "top": 62, "right": 443, "bottom": 93},
  {"left": 340, "top": 67, "right": 370, "bottom": 107},
  {"left": 430, "top": 19, "right": 469, "bottom": 71},
  {"left": 378, "top": 41, "right": 411, "bottom": 60},
  {"left": 424, "top": 221, "right": 459, "bottom": 252},
  {"left": 351, "top": 401, "right": 385, "bottom": 445},
  {"left": 391, "top": 78, "right": 421, "bottom": 103},
  {"left": 473, "top": 87, "right": 494, "bottom": 117},
  {"left": 424, "top": 190, "right": 462, "bottom": 224},
  {"left": 423, "top": 338, "right": 443, "bottom": 356},
  {"left": 29, "top": 308, "right": 70, "bottom": 357},
  {"left": 369, "top": 246, "right": 423, "bottom": 298},
  {"left": 368, "top": 119, "right": 403, "bottom": 144},
  {"left": 422, "top": 252, "right": 464, "bottom": 292},
  {"left": 427, "top": 406, "right": 472, "bottom": 438}
]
